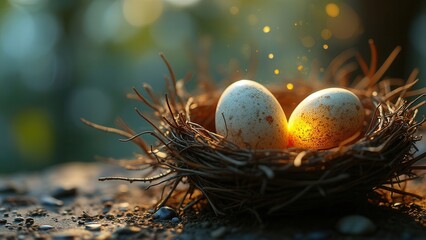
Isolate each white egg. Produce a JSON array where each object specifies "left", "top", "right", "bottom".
[
  {"left": 288, "top": 88, "right": 364, "bottom": 149},
  {"left": 215, "top": 80, "right": 288, "bottom": 149}
]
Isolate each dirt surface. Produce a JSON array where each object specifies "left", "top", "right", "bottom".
[{"left": 1, "top": 161, "right": 426, "bottom": 240}]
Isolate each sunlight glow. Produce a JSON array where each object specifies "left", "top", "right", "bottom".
[{"left": 325, "top": 3, "right": 340, "bottom": 18}]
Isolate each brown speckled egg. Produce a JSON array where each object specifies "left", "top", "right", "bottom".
[
  {"left": 215, "top": 80, "right": 288, "bottom": 149},
  {"left": 287, "top": 88, "right": 364, "bottom": 149}
]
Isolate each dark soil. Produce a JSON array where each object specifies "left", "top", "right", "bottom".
[{"left": 1, "top": 162, "right": 425, "bottom": 239}]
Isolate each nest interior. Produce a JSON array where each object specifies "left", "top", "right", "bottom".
[{"left": 83, "top": 42, "right": 426, "bottom": 217}]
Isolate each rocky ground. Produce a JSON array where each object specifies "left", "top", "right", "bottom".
[{"left": 1, "top": 161, "right": 426, "bottom": 240}]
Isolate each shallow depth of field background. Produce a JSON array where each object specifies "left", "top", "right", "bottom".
[{"left": 0, "top": 0, "right": 425, "bottom": 173}]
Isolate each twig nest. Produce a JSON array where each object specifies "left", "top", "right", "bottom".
[{"left": 84, "top": 47, "right": 426, "bottom": 217}]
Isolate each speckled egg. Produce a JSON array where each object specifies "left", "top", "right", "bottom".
[
  {"left": 287, "top": 88, "right": 364, "bottom": 149},
  {"left": 215, "top": 80, "right": 288, "bottom": 149}
]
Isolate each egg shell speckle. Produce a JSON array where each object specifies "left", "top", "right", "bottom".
[
  {"left": 215, "top": 80, "right": 288, "bottom": 149},
  {"left": 288, "top": 88, "right": 364, "bottom": 149}
]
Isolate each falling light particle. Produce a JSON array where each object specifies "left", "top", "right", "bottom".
[
  {"left": 323, "top": 44, "right": 329, "bottom": 49},
  {"left": 325, "top": 3, "right": 340, "bottom": 18},
  {"left": 286, "top": 83, "right": 294, "bottom": 90},
  {"left": 297, "top": 65, "right": 304, "bottom": 71},
  {"left": 229, "top": 6, "right": 239, "bottom": 15},
  {"left": 263, "top": 25, "right": 271, "bottom": 33},
  {"left": 274, "top": 69, "right": 280, "bottom": 75},
  {"left": 268, "top": 53, "right": 274, "bottom": 59},
  {"left": 372, "top": 91, "right": 378, "bottom": 96},
  {"left": 321, "top": 29, "right": 332, "bottom": 40}
]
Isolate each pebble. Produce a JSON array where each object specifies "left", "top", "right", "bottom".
[
  {"left": 152, "top": 206, "right": 177, "bottom": 220},
  {"left": 0, "top": 208, "right": 6, "bottom": 213},
  {"left": 0, "top": 183, "right": 19, "bottom": 194},
  {"left": 51, "top": 186, "right": 77, "bottom": 199},
  {"left": 41, "top": 196, "right": 64, "bottom": 207},
  {"left": 39, "top": 225, "right": 54, "bottom": 231},
  {"left": 118, "top": 202, "right": 129, "bottom": 212},
  {"left": 0, "top": 219, "right": 7, "bottom": 224},
  {"left": 14, "top": 217, "right": 25, "bottom": 222},
  {"left": 210, "top": 226, "right": 227, "bottom": 238},
  {"left": 85, "top": 223, "right": 101, "bottom": 231},
  {"left": 336, "top": 215, "right": 376, "bottom": 235},
  {"left": 113, "top": 226, "right": 141, "bottom": 235},
  {"left": 171, "top": 217, "right": 180, "bottom": 223},
  {"left": 25, "top": 218, "right": 35, "bottom": 226}
]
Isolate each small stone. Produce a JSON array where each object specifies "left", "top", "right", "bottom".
[
  {"left": 118, "top": 202, "right": 129, "bottom": 212},
  {"left": 3, "top": 213, "right": 9, "bottom": 217},
  {"left": 41, "top": 196, "right": 64, "bottom": 207},
  {"left": 101, "top": 196, "right": 114, "bottom": 203},
  {"left": 85, "top": 223, "right": 101, "bottom": 231},
  {"left": 0, "top": 208, "right": 6, "bottom": 213},
  {"left": 171, "top": 217, "right": 180, "bottom": 223},
  {"left": 25, "top": 218, "right": 34, "bottom": 226},
  {"left": 337, "top": 215, "right": 376, "bottom": 235},
  {"left": 0, "top": 183, "right": 19, "bottom": 194},
  {"left": 0, "top": 219, "right": 7, "bottom": 224},
  {"left": 39, "top": 225, "right": 54, "bottom": 231},
  {"left": 106, "top": 214, "right": 115, "bottom": 220},
  {"left": 152, "top": 206, "right": 177, "bottom": 220},
  {"left": 113, "top": 226, "right": 141, "bottom": 235},
  {"left": 210, "top": 226, "right": 227, "bottom": 238},
  {"left": 51, "top": 186, "right": 77, "bottom": 199},
  {"left": 14, "top": 217, "right": 25, "bottom": 222}
]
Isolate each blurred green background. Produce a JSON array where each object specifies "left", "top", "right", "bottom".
[{"left": 0, "top": 0, "right": 425, "bottom": 173}]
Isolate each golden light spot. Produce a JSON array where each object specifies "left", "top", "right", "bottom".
[
  {"left": 372, "top": 91, "right": 378, "bottom": 96},
  {"left": 123, "top": 0, "right": 163, "bottom": 27},
  {"left": 301, "top": 36, "right": 315, "bottom": 48},
  {"left": 325, "top": 3, "right": 340, "bottom": 17},
  {"left": 321, "top": 28, "right": 332, "bottom": 40},
  {"left": 323, "top": 44, "right": 329, "bottom": 49},
  {"left": 274, "top": 69, "right": 280, "bottom": 75},
  {"left": 229, "top": 6, "right": 239, "bottom": 15},
  {"left": 297, "top": 65, "right": 304, "bottom": 71},
  {"left": 268, "top": 53, "right": 274, "bottom": 59},
  {"left": 263, "top": 25, "right": 271, "bottom": 33},
  {"left": 286, "top": 83, "right": 294, "bottom": 90}
]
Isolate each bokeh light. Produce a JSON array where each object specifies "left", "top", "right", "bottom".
[
  {"left": 325, "top": 3, "right": 340, "bottom": 18},
  {"left": 122, "top": 0, "right": 163, "bottom": 27},
  {"left": 263, "top": 25, "right": 271, "bottom": 33}
]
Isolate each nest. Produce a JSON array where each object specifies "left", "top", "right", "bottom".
[{"left": 82, "top": 41, "right": 426, "bottom": 218}]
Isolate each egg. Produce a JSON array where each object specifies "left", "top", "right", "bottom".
[
  {"left": 287, "top": 88, "right": 364, "bottom": 149},
  {"left": 215, "top": 80, "right": 288, "bottom": 149}
]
